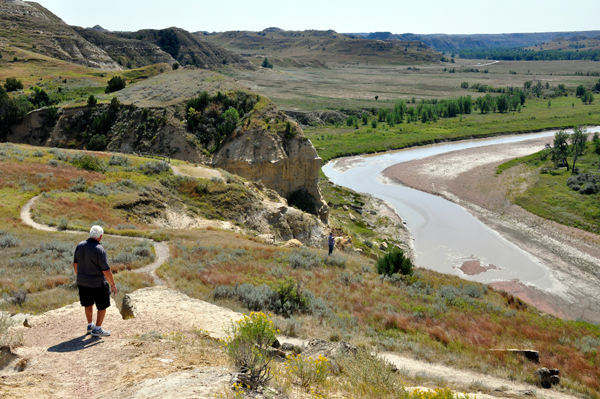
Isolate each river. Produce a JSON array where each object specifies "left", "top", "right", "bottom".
[{"left": 322, "top": 127, "right": 600, "bottom": 293}]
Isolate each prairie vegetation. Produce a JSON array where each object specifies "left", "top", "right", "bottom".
[
  {"left": 157, "top": 227, "right": 600, "bottom": 397},
  {"left": 0, "top": 144, "right": 165, "bottom": 313}
]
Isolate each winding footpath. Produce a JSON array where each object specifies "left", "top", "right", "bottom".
[{"left": 20, "top": 196, "right": 169, "bottom": 285}]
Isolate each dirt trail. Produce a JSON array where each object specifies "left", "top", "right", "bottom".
[{"left": 20, "top": 195, "right": 169, "bottom": 285}]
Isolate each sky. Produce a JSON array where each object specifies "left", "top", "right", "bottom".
[{"left": 33, "top": 0, "right": 600, "bottom": 35}]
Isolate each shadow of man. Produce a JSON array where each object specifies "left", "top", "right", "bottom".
[{"left": 47, "top": 335, "right": 105, "bottom": 353}]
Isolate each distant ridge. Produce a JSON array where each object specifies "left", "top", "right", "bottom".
[{"left": 353, "top": 30, "right": 600, "bottom": 51}]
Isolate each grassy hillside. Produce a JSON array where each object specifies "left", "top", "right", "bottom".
[
  {"left": 199, "top": 29, "right": 440, "bottom": 65},
  {"left": 0, "top": 46, "right": 167, "bottom": 107},
  {"left": 2, "top": 143, "right": 600, "bottom": 396}
]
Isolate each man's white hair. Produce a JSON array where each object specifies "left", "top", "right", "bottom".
[{"left": 89, "top": 225, "right": 104, "bottom": 239}]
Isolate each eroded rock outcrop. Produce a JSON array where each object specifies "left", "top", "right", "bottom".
[{"left": 213, "top": 101, "right": 329, "bottom": 222}]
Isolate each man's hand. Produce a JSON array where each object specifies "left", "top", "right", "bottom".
[{"left": 111, "top": 284, "right": 118, "bottom": 296}]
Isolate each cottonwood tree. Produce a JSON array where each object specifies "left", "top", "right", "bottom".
[
  {"left": 551, "top": 130, "right": 570, "bottom": 170},
  {"left": 570, "top": 126, "right": 588, "bottom": 174}
]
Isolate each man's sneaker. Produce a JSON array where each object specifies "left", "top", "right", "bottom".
[
  {"left": 91, "top": 327, "right": 111, "bottom": 337},
  {"left": 86, "top": 323, "right": 95, "bottom": 335}
]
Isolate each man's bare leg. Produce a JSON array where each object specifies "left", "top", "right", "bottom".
[
  {"left": 96, "top": 308, "right": 106, "bottom": 327},
  {"left": 85, "top": 306, "right": 94, "bottom": 324}
]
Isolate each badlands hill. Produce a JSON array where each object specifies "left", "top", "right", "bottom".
[
  {"left": 199, "top": 28, "right": 440, "bottom": 65},
  {"left": 0, "top": 0, "right": 252, "bottom": 71}
]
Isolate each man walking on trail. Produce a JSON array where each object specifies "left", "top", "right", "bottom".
[
  {"left": 73, "top": 225, "right": 117, "bottom": 337},
  {"left": 328, "top": 232, "right": 335, "bottom": 256}
]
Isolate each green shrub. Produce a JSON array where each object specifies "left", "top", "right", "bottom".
[
  {"left": 72, "top": 154, "right": 104, "bottom": 171},
  {"left": 172, "top": 62, "right": 179, "bottom": 70},
  {"left": 29, "top": 86, "right": 51, "bottom": 108},
  {"left": 105, "top": 76, "right": 127, "bottom": 93},
  {"left": 0, "top": 230, "right": 20, "bottom": 248},
  {"left": 284, "top": 353, "right": 330, "bottom": 390},
  {"left": 57, "top": 217, "right": 69, "bottom": 231},
  {"left": 87, "top": 95, "right": 97, "bottom": 107},
  {"left": 262, "top": 58, "right": 273, "bottom": 69},
  {"left": 108, "top": 154, "right": 129, "bottom": 166},
  {"left": 272, "top": 277, "right": 310, "bottom": 316},
  {"left": 4, "top": 77, "right": 23, "bottom": 92},
  {"left": 88, "top": 134, "right": 107, "bottom": 151},
  {"left": 222, "top": 312, "right": 276, "bottom": 388},
  {"left": 324, "top": 253, "right": 346, "bottom": 268},
  {"left": 137, "top": 160, "right": 170, "bottom": 175},
  {"left": 288, "top": 247, "right": 322, "bottom": 269},
  {"left": 376, "top": 247, "right": 413, "bottom": 276}
]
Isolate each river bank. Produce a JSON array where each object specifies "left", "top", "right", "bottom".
[{"left": 382, "top": 136, "right": 600, "bottom": 323}]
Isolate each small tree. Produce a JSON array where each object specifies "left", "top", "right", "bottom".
[
  {"left": 460, "top": 82, "right": 469, "bottom": 89},
  {"left": 576, "top": 85, "right": 586, "bottom": 97},
  {"left": 551, "top": 130, "right": 570, "bottom": 170},
  {"left": 172, "top": 62, "right": 179, "bottom": 70},
  {"left": 4, "top": 77, "right": 23, "bottom": 92},
  {"left": 570, "top": 126, "right": 588, "bottom": 174},
  {"left": 375, "top": 95, "right": 379, "bottom": 101},
  {"left": 361, "top": 112, "right": 369, "bottom": 125},
  {"left": 87, "top": 95, "right": 97, "bottom": 107},
  {"left": 29, "top": 86, "right": 51, "bottom": 108},
  {"left": 262, "top": 58, "right": 273, "bottom": 69},
  {"left": 105, "top": 76, "right": 127, "bottom": 93}
]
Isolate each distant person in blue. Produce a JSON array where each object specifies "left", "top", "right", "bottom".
[
  {"left": 328, "top": 232, "right": 335, "bottom": 256},
  {"left": 73, "top": 225, "right": 117, "bottom": 337}
]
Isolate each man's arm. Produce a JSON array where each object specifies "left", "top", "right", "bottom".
[
  {"left": 73, "top": 263, "right": 77, "bottom": 275},
  {"left": 102, "top": 269, "right": 118, "bottom": 296}
]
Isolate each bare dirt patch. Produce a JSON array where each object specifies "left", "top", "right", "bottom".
[{"left": 382, "top": 137, "right": 600, "bottom": 323}]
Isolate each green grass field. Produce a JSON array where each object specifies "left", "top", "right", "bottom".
[{"left": 305, "top": 96, "right": 600, "bottom": 162}]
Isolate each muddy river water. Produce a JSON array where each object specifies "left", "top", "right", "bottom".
[{"left": 323, "top": 127, "right": 600, "bottom": 293}]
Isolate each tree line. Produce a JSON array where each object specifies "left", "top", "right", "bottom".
[
  {"left": 345, "top": 92, "right": 527, "bottom": 127},
  {"left": 458, "top": 48, "right": 600, "bottom": 62}
]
